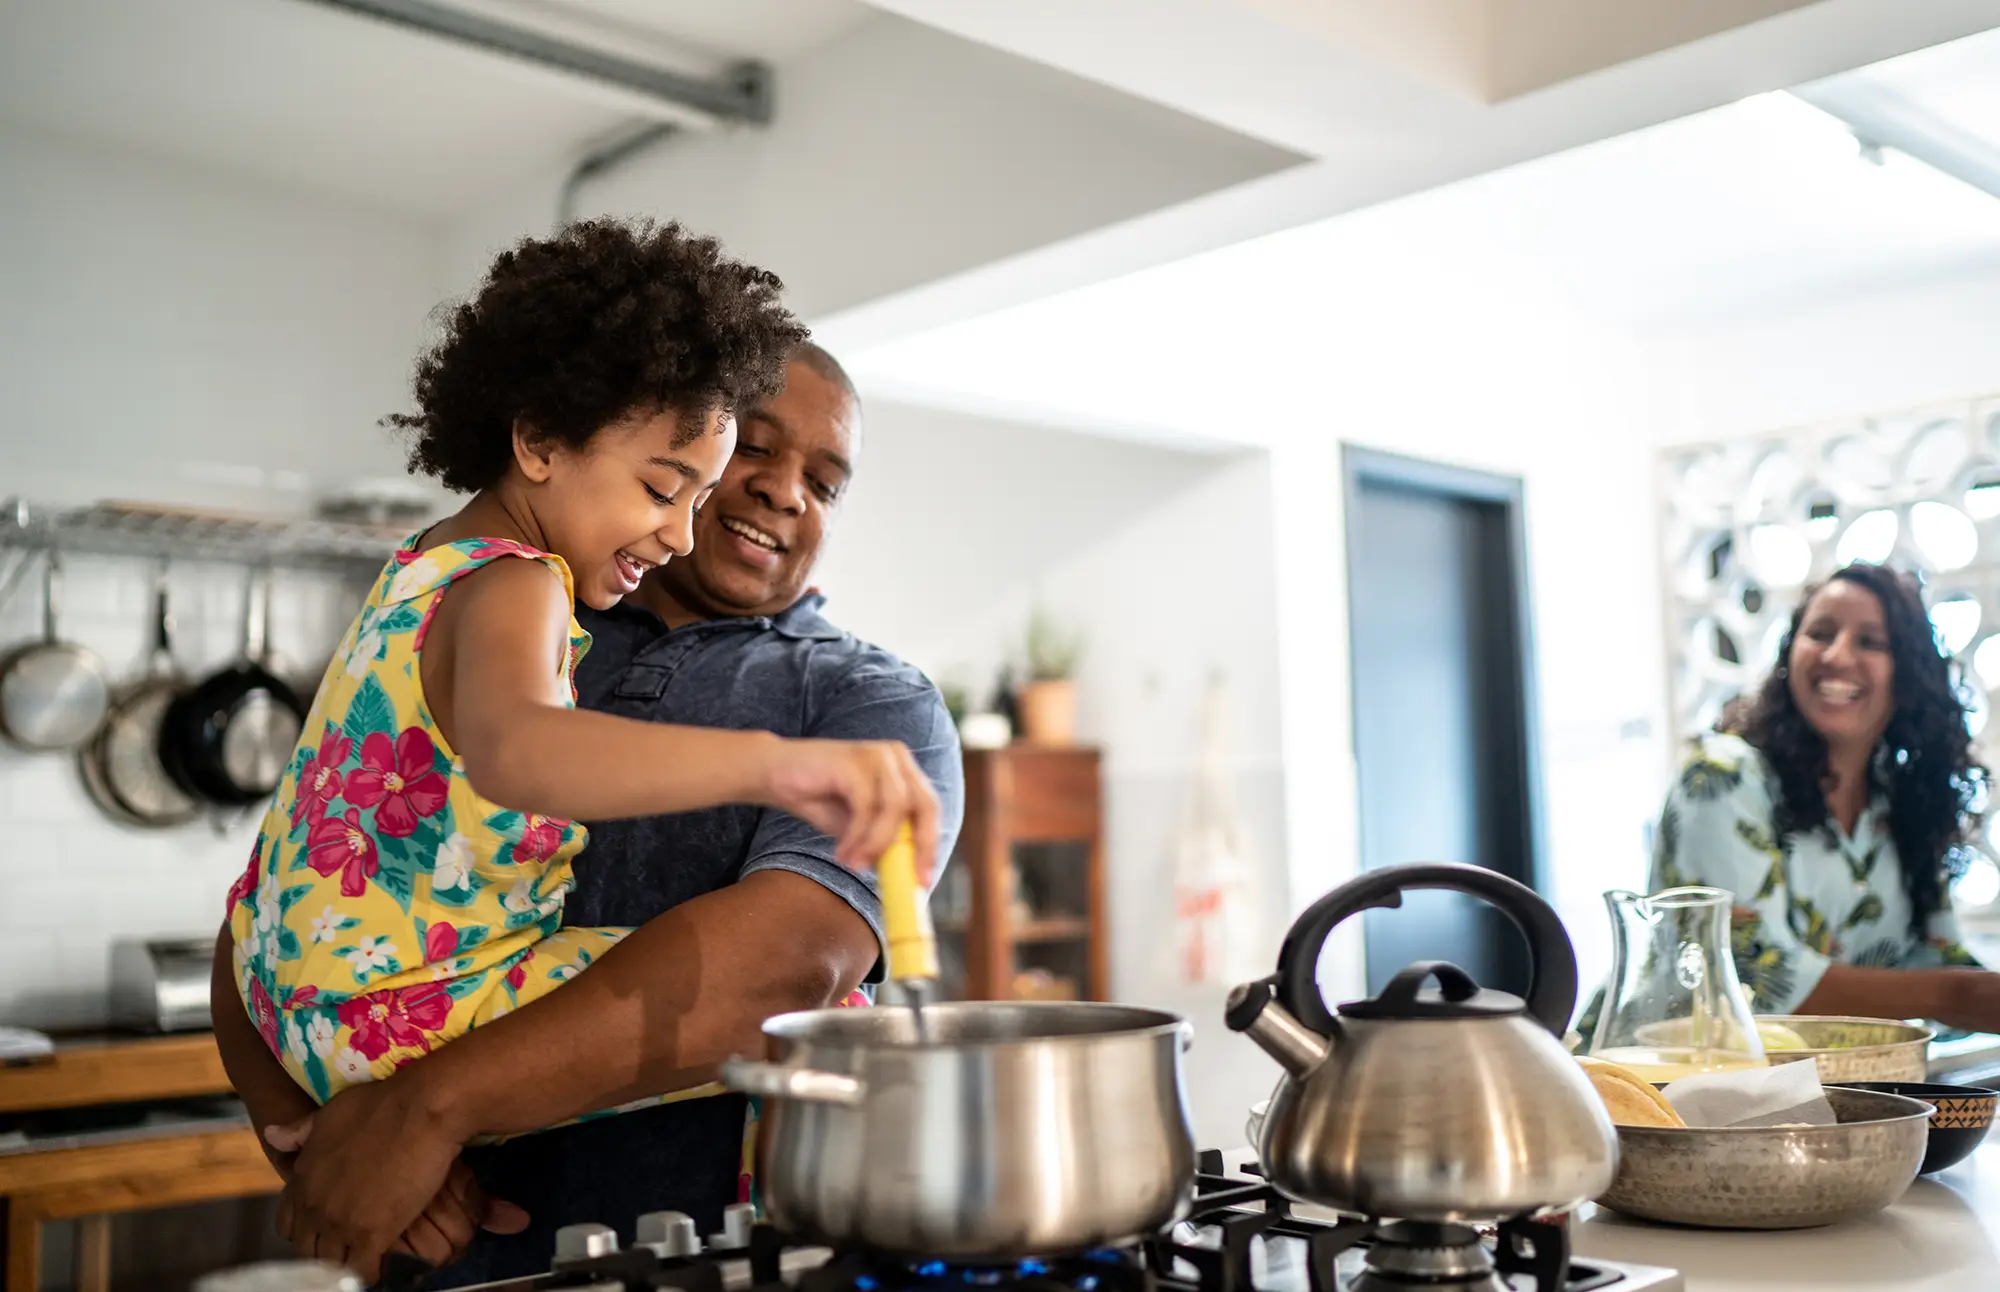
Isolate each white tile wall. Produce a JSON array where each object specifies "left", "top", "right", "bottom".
[
  {"left": 0, "top": 117, "right": 442, "bottom": 1030},
  {"left": 0, "top": 553, "right": 374, "bottom": 1029}
]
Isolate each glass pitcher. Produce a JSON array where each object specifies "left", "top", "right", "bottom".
[{"left": 1587, "top": 885, "right": 1767, "bottom": 1079}]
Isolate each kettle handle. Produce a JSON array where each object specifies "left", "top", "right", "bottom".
[{"left": 1275, "top": 862, "right": 1577, "bottom": 1038}]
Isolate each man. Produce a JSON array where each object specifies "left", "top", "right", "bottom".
[{"left": 217, "top": 344, "right": 963, "bottom": 1285}]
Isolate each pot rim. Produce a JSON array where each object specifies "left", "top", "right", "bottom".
[{"left": 761, "top": 999, "right": 1189, "bottom": 1049}]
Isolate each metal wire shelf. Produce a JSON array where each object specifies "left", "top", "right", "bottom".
[{"left": 0, "top": 498, "right": 412, "bottom": 606}]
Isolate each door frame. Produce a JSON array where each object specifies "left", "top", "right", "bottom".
[{"left": 1339, "top": 444, "right": 1551, "bottom": 898}]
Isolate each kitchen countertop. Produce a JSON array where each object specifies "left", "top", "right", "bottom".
[
  {"left": 1222, "top": 1131, "right": 1996, "bottom": 1291},
  {"left": 1572, "top": 1133, "right": 1999, "bottom": 1291}
]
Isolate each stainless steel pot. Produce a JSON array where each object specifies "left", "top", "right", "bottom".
[{"left": 721, "top": 1001, "right": 1196, "bottom": 1258}]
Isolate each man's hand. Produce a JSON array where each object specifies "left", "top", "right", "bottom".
[
  {"left": 267, "top": 1116, "right": 528, "bottom": 1274},
  {"left": 270, "top": 1071, "right": 470, "bottom": 1282}
]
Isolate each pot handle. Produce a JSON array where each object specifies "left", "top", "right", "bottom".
[
  {"left": 1177, "top": 1019, "right": 1195, "bottom": 1053},
  {"left": 1274, "top": 862, "right": 1577, "bottom": 1039},
  {"left": 719, "top": 1058, "right": 866, "bottom": 1106}
]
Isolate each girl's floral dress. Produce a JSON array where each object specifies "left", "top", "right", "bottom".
[{"left": 226, "top": 535, "right": 881, "bottom": 1169}]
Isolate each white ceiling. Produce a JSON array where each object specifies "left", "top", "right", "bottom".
[
  {"left": 0, "top": 0, "right": 875, "bottom": 223},
  {"left": 843, "top": 25, "right": 2000, "bottom": 442}
]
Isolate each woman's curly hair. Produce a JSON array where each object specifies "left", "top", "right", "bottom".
[
  {"left": 1726, "top": 562, "right": 1986, "bottom": 932},
  {"left": 389, "top": 218, "right": 808, "bottom": 493}
]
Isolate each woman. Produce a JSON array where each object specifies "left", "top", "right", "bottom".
[{"left": 1650, "top": 562, "right": 2000, "bottom": 1031}]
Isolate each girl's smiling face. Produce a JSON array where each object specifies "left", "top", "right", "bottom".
[{"left": 518, "top": 405, "right": 736, "bottom": 610}]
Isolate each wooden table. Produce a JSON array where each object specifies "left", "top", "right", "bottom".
[{"left": 0, "top": 1034, "right": 281, "bottom": 1292}]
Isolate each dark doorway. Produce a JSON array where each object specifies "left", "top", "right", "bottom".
[{"left": 1343, "top": 447, "right": 1546, "bottom": 998}]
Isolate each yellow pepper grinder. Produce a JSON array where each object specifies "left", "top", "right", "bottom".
[{"left": 878, "top": 822, "right": 939, "bottom": 983}]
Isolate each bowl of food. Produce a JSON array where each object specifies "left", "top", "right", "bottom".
[
  {"left": 1599, "top": 1086, "right": 1932, "bottom": 1228},
  {"left": 1831, "top": 1081, "right": 1997, "bottom": 1176},
  {"left": 1578, "top": 1058, "right": 1932, "bottom": 1228},
  {"left": 1634, "top": 1015, "right": 1934, "bottom": 1082},
  {"left": 1755, "top": 1016, "right": 1935, "bottom": 1082}
]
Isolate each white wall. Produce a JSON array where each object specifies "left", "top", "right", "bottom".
[
  {"left": 0, "top": 122, "right": 443, "bottom": 1028},
  {"left": 1652, "top": 263, "right": 2000, "bottom": 443},
  {"left": 813, "top": 400, "right": 1288, "bottom": 1148},
  {"left": 845, "top": 222, "right": 1681, "bottom": 1014}
]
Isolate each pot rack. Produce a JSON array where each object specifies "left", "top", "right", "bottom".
[{"left": 0, "top": 498, "right": 409, "bottom": 610}]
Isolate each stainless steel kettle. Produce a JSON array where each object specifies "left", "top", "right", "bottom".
[{"left": 1225, "top": 862, "right": 1616, "bottom": 1222}]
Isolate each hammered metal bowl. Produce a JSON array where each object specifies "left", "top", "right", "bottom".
[
  {"left": 1758, "top": 1016, "right": 1935, "bottom": 1082},
  {"left": 1597, "top": 1086, "right": 1932, "bottom": 1229},
  {"left": 1635, "top": 1015, "right": 1934, "bottom": 1082}
]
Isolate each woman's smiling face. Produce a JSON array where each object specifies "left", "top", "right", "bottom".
[{"left": 1787, "top": 578, "right": 1895, "bottom": 753}]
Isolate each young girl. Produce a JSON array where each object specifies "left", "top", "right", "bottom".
[{"left": 220, "top": 219, "right": 937, "bottom": 1126}]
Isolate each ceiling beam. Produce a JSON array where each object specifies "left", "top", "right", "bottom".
[
  {"left": 1792, "top": 80, "right": 2000, "bottom": 200},
  {"left": 291, "top": 0, "right": 773, "bottom": 127}
]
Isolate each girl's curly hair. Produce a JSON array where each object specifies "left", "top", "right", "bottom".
[
  {"left": 389, "top": 218, "right": 808, "bottom": 493},
  {"left": 1726, "top": 562, "right": 1986, "bottom": 932}
]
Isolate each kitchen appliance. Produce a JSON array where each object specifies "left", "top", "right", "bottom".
[
  {"left": 1589, "top": 886, "right": 1764, "bottom": 1079},
  {"left": 337, "top": 1149, "right": 1681, "bottom": 1292},
  {"left": 109, "top": 936, "right": 213, "bottom": 1032},
  {"left": 720, "top": 1000, "right": 1196, "bottom": 1257},
  {"left": 1226, "top": 863, "right": 1617, "bottom": 1221}
]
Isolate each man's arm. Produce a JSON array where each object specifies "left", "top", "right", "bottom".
[
  {"left": 427, "top": 868, "right": 878, "bottom": 1132},
  {"left": 279, "top": 664, "right": 961, "bottom": 1277},
  {"left": 274, "top": 871, "right": 876, "bottom": 1277}
]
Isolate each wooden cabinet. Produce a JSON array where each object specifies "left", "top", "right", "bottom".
[
  {"left": 934, "top": 746, "right": 1107, "bottom": 1002},
  {"left": 0, "top": 1035, "right": 281, "bottom": 1292}
]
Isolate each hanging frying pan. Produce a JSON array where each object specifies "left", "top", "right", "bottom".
[
  {"left": 0, "top": 550, "right": 111, "bottom": 752},
  {"left": 91, "top": 565, "right": 199, "bottom": 827},
  {"left": 161, "top": 567, "right": 305, "bottom": 806}
]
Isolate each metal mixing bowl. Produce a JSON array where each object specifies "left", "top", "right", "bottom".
[
  {"left": 1634, "top": 1015, "right": 1934, "bottom": 1082},
  {"left": 1596, "top": 1086, "right": 1932, "bottom": 1229},
  {"left": 1758, "top": 1016, "right": 1935, "bottom": 1082}
]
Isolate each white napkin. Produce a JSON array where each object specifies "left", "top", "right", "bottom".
[{"left": 1661, "top": 1057, "right": 1838, "bottom": 1128}]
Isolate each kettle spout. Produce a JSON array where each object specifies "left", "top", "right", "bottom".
[{"left": 1225, "top": 979, "right": 1330, "bottom": 1079}]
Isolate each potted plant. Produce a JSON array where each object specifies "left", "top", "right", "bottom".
[{"left": 1017, "top": 606, "right": 1084, "bottom": 745}]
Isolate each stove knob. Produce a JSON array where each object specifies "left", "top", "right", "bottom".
[
  {"left": 553, "top": 1222, "right": 621, "bottom": 1265},
  {"left": 637, "top": 1210, "right": 702, "bottom": 1258},
  {"left": 708, "top": 1202, "right": 756, "bottom": 1250}
]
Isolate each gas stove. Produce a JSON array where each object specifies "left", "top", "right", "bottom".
[{"left": 419, "top": 1151, "right": 1681, "bottom": 1292}]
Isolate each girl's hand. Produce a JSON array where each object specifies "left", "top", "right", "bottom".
[{"left": 757, "top": 738, "right": 940, "bottom": 882}]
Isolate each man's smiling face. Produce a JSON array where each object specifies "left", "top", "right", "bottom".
[{"left": 646, "top": 354, "right": 858, "bottom": 622}]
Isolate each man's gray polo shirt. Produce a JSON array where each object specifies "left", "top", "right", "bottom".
[{"left": 442, "top": 593, "right": 962, "bottom": 1286}]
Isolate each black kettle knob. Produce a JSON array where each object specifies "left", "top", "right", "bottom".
[{"left": 1272, "top": 863, "right": 1578, "bottom": 1038}]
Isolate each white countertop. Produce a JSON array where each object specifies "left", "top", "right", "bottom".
[{"left": 1572, "top": 1131, "right": 2000, "bottom": 1292}]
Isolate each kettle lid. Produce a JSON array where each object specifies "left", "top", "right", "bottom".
[{"left": 1338, "top": 960, "right": 1526, "bottom": 1021}]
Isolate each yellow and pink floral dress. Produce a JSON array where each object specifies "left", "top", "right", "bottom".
[
  {"left": 226, "top": 536, "right": 642, "bottom": 1105},
  {"left": 227, "top": 536, "right": 864, "bottom": 1197}
]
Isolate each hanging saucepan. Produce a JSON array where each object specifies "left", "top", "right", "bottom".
[
  {"left": 88, "top": 566, "right": 198, "bottom": 827},
  {"left": 0, "top": 550, "right": 111, "bottom": 752},
  {"left": 161, "top": 567, "right": 305, "bottom": 806}
]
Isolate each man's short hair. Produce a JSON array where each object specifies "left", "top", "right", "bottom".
[{"left": 793, "top": 340, "right": 858, "bottom": 408}]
